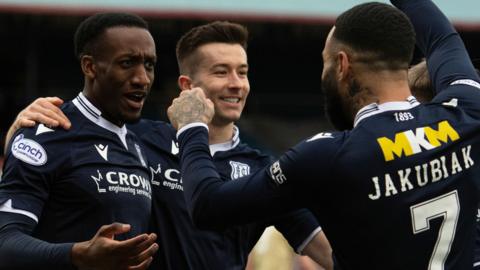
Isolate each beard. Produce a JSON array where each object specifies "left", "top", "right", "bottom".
[{"left": 321, "top": 67, "right": 354, "bottom": 131}]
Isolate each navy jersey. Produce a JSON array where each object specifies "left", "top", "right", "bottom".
[
  {"left": 129, "top": 120, "right": 320, "bottom": 270},
  {"left": 0, "top": 93, "right": 152, "bottom": 243},
  {"left": 178, "top": 0, "right": 480, "bottom": 269}
]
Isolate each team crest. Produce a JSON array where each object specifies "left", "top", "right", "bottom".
[{"left": 229, "top": 161, "right": 250, "bottom": 180}]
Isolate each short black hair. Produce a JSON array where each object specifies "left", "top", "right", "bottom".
[
  {"left": 334, "top": 2, "right": 415, "bottom": 70},
  {"left": 176, "top": 21, "right": 249, "bottom": 75},
  {"left": 74, "top": 12, "right": 149, "bottom": 60}
]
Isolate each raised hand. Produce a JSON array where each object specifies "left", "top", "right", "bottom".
[
  {"left": 14, "top": 97, "right": 71, "bottom": 130},
  {"left": 71, "top": 223, "right": 158, "bottom": 270},
  {"left": 167, "top": 87, "right": 214, "bottom": 130}
]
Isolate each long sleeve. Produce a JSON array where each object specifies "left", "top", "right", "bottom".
[
  {"left": 0, "top": 212, "right": 74, "bottom": 270},
  {"left": 391, "top": 0, "right": 480, "bottom": 93},
  {"left": 179, "top": 126, "right": 298, "bottom": 229}
]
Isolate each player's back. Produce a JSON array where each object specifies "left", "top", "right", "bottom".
[{"left": 308, "top": 94, "right": 480, "bottom": 269}]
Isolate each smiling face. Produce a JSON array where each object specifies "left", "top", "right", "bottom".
[
  {"left": 188, "top": 43, "right": 250, "bottom": 126},
  {"left": 85, "top": 26, "right": 156, "bottom": 126}
]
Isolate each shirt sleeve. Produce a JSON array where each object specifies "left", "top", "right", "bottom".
[
  {"left": 0, "top": 125, "right": 70, "bottom": 223},
  {"left": 0, "top": 212, "right": 75, "bottom": 269},
  {"left": 269, "top": 208, "right": 321, "bottom": 254},
  {"left": 391, "top": 0, "right": 480, "bottom": 97},
  {"left": 256, "top": 153, "right": 322, "bottom": 254},
  {"left": 179, "top": 126, "right": 339, "bottom": 230}
]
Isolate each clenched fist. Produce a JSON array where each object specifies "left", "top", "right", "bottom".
[{"left": 168, "top": 88, "right": 214, "bottom": 130}]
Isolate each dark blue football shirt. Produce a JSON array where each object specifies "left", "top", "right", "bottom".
[
  {"left": 177, "top": 0, "right": 480, "bottom": 269},
  {"left": 129, "top": 120, "right": 321, "bottom": 270},
  {"left": 0, "top": 93, "right": 152, "bottom": 243}
]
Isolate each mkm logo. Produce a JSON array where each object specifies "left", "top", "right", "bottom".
[{"left": 377, "top": 120, "right": 460, "bottom": 162}]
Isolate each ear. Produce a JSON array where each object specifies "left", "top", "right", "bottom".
[
  {"left": 178, "top": 75, "right": 192, "bottom": 91},
  {"left": 336, "top": 51, "right": 351, "bottom": 81},
  {"left": 81, "top": 55, "right": 96, "bottom": 79}
]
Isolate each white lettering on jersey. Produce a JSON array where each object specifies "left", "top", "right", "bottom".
[
  {"left": 229, "top": 161, "right": 250, "bottom": 180},
  {"left": 90, "top": 170, "right": 152, "bottom": 199},
  {"left": 163, "top": 168, "right": 183, "bottom": 191},
  {"left": 11, "top": 134, "right": 47, "bottom": 166},
  {"left": 95, "top": 144, "right": 109, "bottom": 161},
  {"left": 149, "top": 163, "right": 184, "bottom": 191},
  {"left": 307, "top": 132, "right": 333, "bottom": 142},
  {"left": 35, "top": 124, "right": 54, "bottom": 136},
  {"left": 368, "top": 145, "right": 474, "bottom": 200},
  {"left": 394, "top": 112, "right": 414, "bottom": 122}
]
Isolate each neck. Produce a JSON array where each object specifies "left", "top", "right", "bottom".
[
  {"left": 208, "top": 122, "right": 235, "bottom": 145},
  {"left": 350, "top": 69, "right": 412, "bottom": 115},
  {"left": 82, "top": 86, "right": 124, "bottom": 127}
]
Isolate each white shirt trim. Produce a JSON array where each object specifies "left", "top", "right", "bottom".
[
  {"left": 209, "top": 126, "right": 240, "bottom": 156},
  {"left": 177, "top": 122, "right": 209, "bottom": 138},
  {"left": 297, "top": 226, "right": 323, "bottom": 254},
  {"left": 473, "top": 261, "right": 480, "bottom": 268},
  {"left": 450, "top": 79, "right": 480, "bottom": 90},
  {"left": 73, "top": 92, "right": 128, "bottom": 149},
  {"left": 0, "top": 199, "right": 39, "bottom": 223},
  {"left": 354, "top": 96, "right": 420, "bottom": 127}
]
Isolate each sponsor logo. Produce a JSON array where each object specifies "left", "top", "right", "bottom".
[
  {"left": 95, "top": 144, "right": 109, "bottom": 161},
  {"left": 90, "top": 169, "right": 152, "bottom": 199},
  {"left": 150, "top": 164, "right": 162, "bottom": 186},
  {"left": 270, "top": 161, "right": 286, "bottom": 185},
  {"left": 229, "top": 161, "right": 250, "bottom": 180},
  {"left": 149, "top": 163, "right": 183, "bottom": 191},
  {"left": 11, "top": 134, "right": 47, "bottom": 166},
  {"left": 377, "top": 120, "right": 459, "bottom": 162},
  {"left": 307, "top": 132, "right": 333, "bottom": 142}
]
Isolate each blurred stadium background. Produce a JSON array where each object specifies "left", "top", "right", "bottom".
[{"left": 0, "top": 1, "right": 479, "bottom": 269}]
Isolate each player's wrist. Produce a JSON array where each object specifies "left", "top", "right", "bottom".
[{"left": 71, "top": 241, "right": 90, "bottom": 270}]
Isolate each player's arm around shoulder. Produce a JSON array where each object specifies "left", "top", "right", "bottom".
[{"left": 4, "top": 97, "right": 71, "bottom": 155}]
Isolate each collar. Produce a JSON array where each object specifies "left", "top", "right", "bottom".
[
  {"left": 353, "top": 96, "right": 420, "bottom": 127},
  {"left": 72, "top": 92, "right": 129, "bottom": 149},
  {"left": 209, "top": 125, "right": 240, "bottom": 156}
]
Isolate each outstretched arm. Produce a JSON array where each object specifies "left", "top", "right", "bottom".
[{"left": 0, "top": 212, "right": 158, "bottom": 270}]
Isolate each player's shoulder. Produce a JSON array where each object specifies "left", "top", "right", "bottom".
[
  {"left": 8, "top": 122, "right": 77, "bottom": 167},
  {"left": 128, "top": 119, "right": 175, "bottom": 139},
  {"left": 282, "top": 131, "right": 347, "bottom": 166},
  {"left": 128, "top": 119, "right": 178, "bottom": 155},
  {"left": 6, "top": 101, "right": 90, "bottom": 166},
  {"left": 296, "top": 131, "right": 347, "bottom": 151}
]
